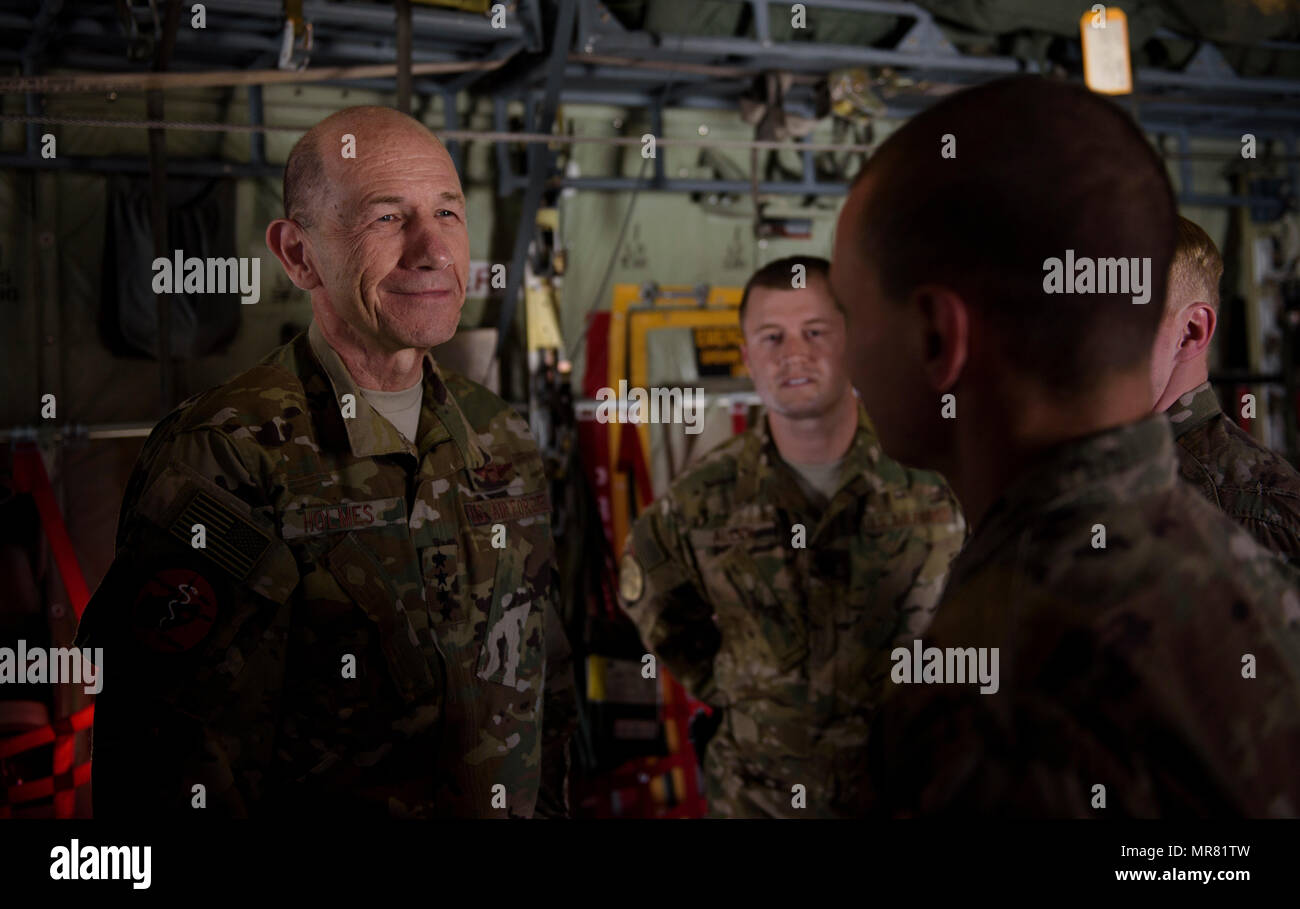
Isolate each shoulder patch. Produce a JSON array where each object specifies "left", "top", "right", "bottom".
[
  {"left": 132, "top": 567, "right": 221, "bottom": 653},
  {"left": 167, "top": 487, "right": 275, "bottom": 581},
  {"left": 134, "top": 462, "right": 294, "bottom": 595},
  {"left": 619, "top": 552, "right": 645, "bottom": 604}
]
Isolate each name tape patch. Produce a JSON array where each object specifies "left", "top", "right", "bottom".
[{"left": 282, "top": 496, "right": 406, "bottom": 539}]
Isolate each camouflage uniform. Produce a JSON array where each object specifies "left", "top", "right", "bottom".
[
  {"left": 618, "top": 403, "right": 965, "bottom": 817},
  {"left": 75, "top": 320, "right": 575, "bottom": 818},
  {"left": 867, "top": 417, "right": 1300, "bottom": 817},
  {"left": 1167, "top": 381, "right": 1300, "bottom": 563}
]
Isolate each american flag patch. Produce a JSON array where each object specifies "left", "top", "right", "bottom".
[{"left": 168, "top": 490, "right": 273, "bottom": 581}]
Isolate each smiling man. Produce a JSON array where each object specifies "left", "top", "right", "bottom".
[
  {"left": 617, "top": 256, "right": 965, "bottom": 817},
  {"left": 75, "top": 107, "right": 574, "bottom": 818}
]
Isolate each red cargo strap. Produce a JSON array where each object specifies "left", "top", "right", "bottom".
[{"left": 5, "top": 444, "right": 96, "bottom": 817}]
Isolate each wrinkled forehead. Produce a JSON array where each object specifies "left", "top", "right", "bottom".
[{"left": 324, "top": 120, "right": 460, "bottom": 198}]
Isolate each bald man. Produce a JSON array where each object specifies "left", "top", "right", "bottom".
[
  {"left": 832, "top": 77, "right": 1300, "bottom": 816},
  {"left": 1150, "top": 216, "right": 1300, "bottom": 563},
  {"left": 76, "top": 106, "right": 575, "bottom": 819}
]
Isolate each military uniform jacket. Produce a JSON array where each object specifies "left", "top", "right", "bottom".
[
  {"left": 75, "top": 320, "right": 572, "bottom": 818},
  {"left": 1168, "top": 381, "right": 1300, "bottom": 564},
  {"left": 618, "top": 403, "right": 965, "bottom": 817},
  {"left": 867, "top": 417, "right": 1300, "bottom": 817}
]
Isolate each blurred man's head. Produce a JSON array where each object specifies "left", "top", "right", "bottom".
[
  {"left": 1150, "top": 216, "right": 1222, "bottom": 412},
  {"left": 739, "top": 256, "right": 854, "bottom": 421},
  {"left": 830, "top": 76, "right": 1178, "bottom": 470},
  {"left": 266, "top": 106, "right": 469, "bottom": 354}
]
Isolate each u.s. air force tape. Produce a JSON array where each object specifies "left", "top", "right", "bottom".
[{"left": 462, "top": 490, "right": 550, "bottom": 526}]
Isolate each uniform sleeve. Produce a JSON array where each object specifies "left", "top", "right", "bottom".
[
  {"left": 890, "top": 479, "right": 968, "bottom": 645},
  {"left": 866, "top": 682, "right": 1059, "bottom": 817},
  {"left": 868, "top": 678, "right": 1229, "bottom": 818},
  {"left": 74, "top": 426, "right": 299, "bottom": 818},
  {"left": 617, "top": 499, "right": 723, "bottom": 705},
  {"left": 1241, "top": 518, "right": 1300, "bottom": 570},
  {"left": 535, "top": 575, "right": 578, "bottom": 819}
]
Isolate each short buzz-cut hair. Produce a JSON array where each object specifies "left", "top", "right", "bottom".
[
  {"left": 1167, "top": 215, "right": 1224, "bottom": 313},
  {"left": 739, "top": 255, "right": 838, "bottom": 330},
  {"left": 283, "top": 129, "right": 326, "bottom": 226},
  {"left": 855, "top": 75, "right": 1178, "bottom": 394}
]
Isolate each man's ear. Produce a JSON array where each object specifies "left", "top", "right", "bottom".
[
  {"left": 739, "top": 340, "right": 751, "bottom": 374},
  {"left": 1175, "top": 302, "right": 1216, "bottom": 362},
  {"left": 266, "top": 218, "right": 322, "bottom": 291},
  {"left": 912, "top": 287, "right": 969, "bottom": 393}
]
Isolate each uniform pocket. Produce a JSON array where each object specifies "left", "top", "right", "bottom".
[
  {"left": 323, "top": 531, "right": 440, "bottom": 703},
  {"left": 473, "top": 515, "right": 550, "bottom": 693},
  {"left": 712, "top": 545, "right": 808, "bottom": 674},
  {"left": 416, "top": 479, "right": 550, "bottom": 684},
  {"left": 466, "top": 505, "right": 551, "bottom": 817}
]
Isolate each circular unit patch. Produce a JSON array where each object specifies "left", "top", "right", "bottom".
[
  {"left": 132, "top": 567, "right": 220, "bottom": 654},
  {"left": 619, "top": 552, "right": 645, "bottom": 604}
]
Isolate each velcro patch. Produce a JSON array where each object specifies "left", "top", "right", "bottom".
[
  {"left": 168, "top": 489, "right": 273, "bottom": 581},
  {"left": 471, "top": 460, "right": 515, "bottom": 491},
  {"left": 463, "top": 491, "right": 550, "bottom": 526},
  {"left": 132, "top": 567, "right": 220, "bottom": 654},
  {"left": 618, "top": 552, "right": 644, "bottom": 604},
  {"left": 281, "top": 496, "right": 407, "bottom": 540}
]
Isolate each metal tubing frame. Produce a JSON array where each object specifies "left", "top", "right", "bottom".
[
  {"left": 21, "top": 0, "right": 63, "bottom": 161},
  {"left": 213, "top": 0, "right": 524, "bottom": 42},
  {"left": 247, "top": 83, "right": 265, "bottom": 167},
  {"left": 497, "top": 0, "right": 579, "bottom": 355},
  {"left": 6, "top": 3, "right": 1297, "bottom": 134},
  {"left": 53, "top": 14, "right": 492, "bottom": 65},
  {"left": 1, "top": 137, "right": 1284, "bottom": 213}
]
